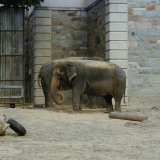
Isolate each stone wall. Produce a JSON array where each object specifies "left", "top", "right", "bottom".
[
  {"left": 128, "top": 0, "right": 160, "bottom": 106},
  {"left": 87, "top": 0, "right": 105, "bottom": 59},
  {"left": 51, "top": 9, "right": 88, "bottom": 59}
]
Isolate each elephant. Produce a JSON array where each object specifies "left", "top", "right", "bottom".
[
  {"left": 50, "top": 59, "right": 126, "bottom": 113},
  {"left": 38, "top": 56, "right": 103, "bottom": 108}
]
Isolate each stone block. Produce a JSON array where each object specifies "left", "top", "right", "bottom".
[
  {"left": 34, "top": 65, "right": 42, "bottom": 73},
  {"left": 153, "top": 67, "right": 160, "bottom": 74},
  {"left": 105, "top": 13, "right": 127, "bottom": 23},
  {"left": 34, "top": 49, "right": 51, "bottom": 57},
  {"left": 147, "top": 58, "right": 156, "bottom": 67},
  {"left": 34, "top": 26, "right": 51, "bottom": 33},
  {"left": 106, "top": 22, "right": 127, "bottom": 31},
  {"left": 34, "top": 89, "right": 44, "bottom": 97},
  {"left": 34, "top": 96, "right": 45, "bottom": 105},
  {"left": 55, "top": 35, "right": 65, "bottom": 40},
  {"left": 35, "top": 10, "right": 51, "bottom": 18},
  {"left": 105, "top": 50, "right": 128, "bottom": 60},
  {"left": 105, "top": 4, "right": 127, "bottom": 13},
  {"left": 34, "top": 34, "right": 51, "bottom": 41},
  {"left": 109, "top": 60, "right": 128, "bottom": 69},
  {"left": 143, "top": 11, "right": 160, "bottom": 18},
  {"left": 128, "top": 21, "right": 136, "bottom": 29},
  {"left": 34, "top": 41, "right": 51, "bottom": 49},
  {"left": 52, "top": 26, "right": 63, "bottom": 31},
  {"left": 136, "top": 22, "right": 152, "bottom": 28},
  {"left": 105, "top": 0, "right": 127, "bottom": 5},
  {"left": 139, "top": 67, "right": 152, "bottom": 74},
  {"left": 105, "top": 32, "right": 127, "bottom": 41},
  {"left": 35, "top": 18, "right": 51, "bottom": 25},
  {"left": 34, "top": 57, "right": 51, "bottom": 65},
  {"left": 33, "top": 73, "right": 45, "bottom": 86},
  {"left": 106, "top": 41, "right": 128, "bottom": 50}
]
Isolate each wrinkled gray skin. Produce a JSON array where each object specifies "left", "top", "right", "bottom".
[
  {"left": 50, "top": 59, "right": 126, "bottom": 113},
  {"left": 38, "top": 57, "right": 103, "bottom": 108}
]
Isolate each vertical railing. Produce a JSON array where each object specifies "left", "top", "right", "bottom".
[{"left": 0, "top": 7, "right": 25, "bottom": 104}]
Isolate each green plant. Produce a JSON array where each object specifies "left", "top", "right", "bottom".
[{"left": 0, "top": 0, "right": 44, "bottom": 9}]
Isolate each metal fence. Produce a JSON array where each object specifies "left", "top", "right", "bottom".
[{"left": 0, "top": 7, "right": 25, "bottom": 104}]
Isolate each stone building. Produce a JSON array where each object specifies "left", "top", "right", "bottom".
[{"left": 25, "top": 0, "right": 160, "bottom": 108}]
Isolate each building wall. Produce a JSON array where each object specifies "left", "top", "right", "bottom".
[
  {"left": 128, "top": 0, "right": 160, "bottom": 106},
  {"left": 105, "top": 0, "right": 128, "bottom": 105},
  {"left": 27, "top": 0, "right": 129, "bottom": 107},
  {"left": 51, "top": 9, "right": 88, "bottom": 59},
  {"left": 26, "top": 0, "right": 160, "bottom": 108},
  {"left": 87, "top": 0, "right": 105, "bottom": 59}
]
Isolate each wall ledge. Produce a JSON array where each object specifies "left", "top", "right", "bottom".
[{"left": 86, "top": 0, "right": 103, "bottom": 11}]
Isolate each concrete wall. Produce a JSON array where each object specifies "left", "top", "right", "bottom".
[
  {"left": 105, "top": 0, "right": 128, "bottom": 105},
  {"left": 128, "top": 0, "right": 160, "bottom": 107}
]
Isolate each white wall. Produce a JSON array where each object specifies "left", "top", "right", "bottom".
[
  {"left": 41, "top": 0, "right": 86, "bottom": 7},
  {"left": 86, "top": 0, "right": 97, "bottom": 6},
  {"left": 28, "top": 0, "right": 97, "bottom": 15}
]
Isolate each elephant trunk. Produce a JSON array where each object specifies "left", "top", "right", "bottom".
[{"left": 50, "top": 76, "right": 65, "bottom": 105}]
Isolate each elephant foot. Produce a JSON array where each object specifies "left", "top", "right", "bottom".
[
  {"left": 71, "top": 110, "right": 83, "bottom": 114},
  {"left": 104, "top": 107, "right": 113, "bottom": 113},
  {"left": 45, "top": 103, "right": 56, "bottom": 108},
  {"left": 114, "top": 108, "right": 121, "bottom": 112},
  {"left": 90, "top": 104, "right": 97, "bottom": 109}
]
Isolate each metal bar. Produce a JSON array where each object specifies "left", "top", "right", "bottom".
[
  {"left": 0, "top": 30, "right": 24, "bottom": 32},
  {"left": 0, "top": 8, "right": 25, "bottom": 104},
  {"left": 0, "top": 85, "right": 23, "bottom": 88},
  {"left": 0, "top": 96, "right": 23, "bottom": 98},
  {"left": 0, "top": 80, "right": 25, "bottom": 81},
  {"left": 0, "top": 55, "right": 24, "bottom": 56},
  {"left": 0, "top": 85, "right": 24, "bottom": 98},
  {"left": 23, "top": 8, "right": 25, "bottom": 104}
]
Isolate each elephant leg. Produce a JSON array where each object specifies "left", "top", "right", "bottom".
[
  {"left": 115, "top": 97, "right": 122, "bottom": 112},
  {"left": 42, "top": 83, "right": 55, "bottom": 108},
  {"left": 44, "top": 91, "right": 56, "bottom": 108},
  {"left": 71, "top": 85, "right": 84, "bottom": 113},
  {"left": 79, "top": 95, "right": 83, "bottom": 112},
  {"left": 103, "top": 95, "right": 113, "bottom": 113},
  {"left": 87, "top": 95, "right": 97, "bottom": 109}
]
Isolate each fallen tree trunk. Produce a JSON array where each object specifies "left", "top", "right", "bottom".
[{"left": 109, "top": 112, "right": 148, "bottom": 122}]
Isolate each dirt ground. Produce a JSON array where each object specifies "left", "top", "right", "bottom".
[{"left": 0, "top": 104, "right": 160, "bottom": 160}]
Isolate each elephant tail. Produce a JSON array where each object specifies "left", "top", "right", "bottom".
[
  {"left": 123, "top": 81, "right": 126, "bottom": 104},
  {"left": 37, "top": 73, "right": 42, "bottom": 88},
  {"left": 123, "top": 93, "right": 126, "bottom": 104}
]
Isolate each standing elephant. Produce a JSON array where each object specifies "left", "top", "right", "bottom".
[
  {"left": 50, "top": 59, "right": 126, "bottom": 113},
  {"left": 38, "top": 57, "right": 103, "bottom": 108}
]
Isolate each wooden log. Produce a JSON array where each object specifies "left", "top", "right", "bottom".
[{"left": 109, "top": 112, "right": 148, "bottom": 122}]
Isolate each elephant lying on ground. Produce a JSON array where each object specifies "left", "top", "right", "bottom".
[
  {"left": 38, "top": 57, "right": 103, "bottom": 108},
  {"left": 50, "top": 59, "right": 126, "bottom": 113}
]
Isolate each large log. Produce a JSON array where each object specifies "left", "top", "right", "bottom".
[{"left": 109, "top": 112, "right": 148, "bottom": 122}]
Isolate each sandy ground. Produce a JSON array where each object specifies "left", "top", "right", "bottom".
[{"left": 0, "top": 104, "right": 160, "bottom": 160}]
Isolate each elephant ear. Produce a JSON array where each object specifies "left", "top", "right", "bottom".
[{"left": 66, "top": 64, "right": 77, "bottom": 81}]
